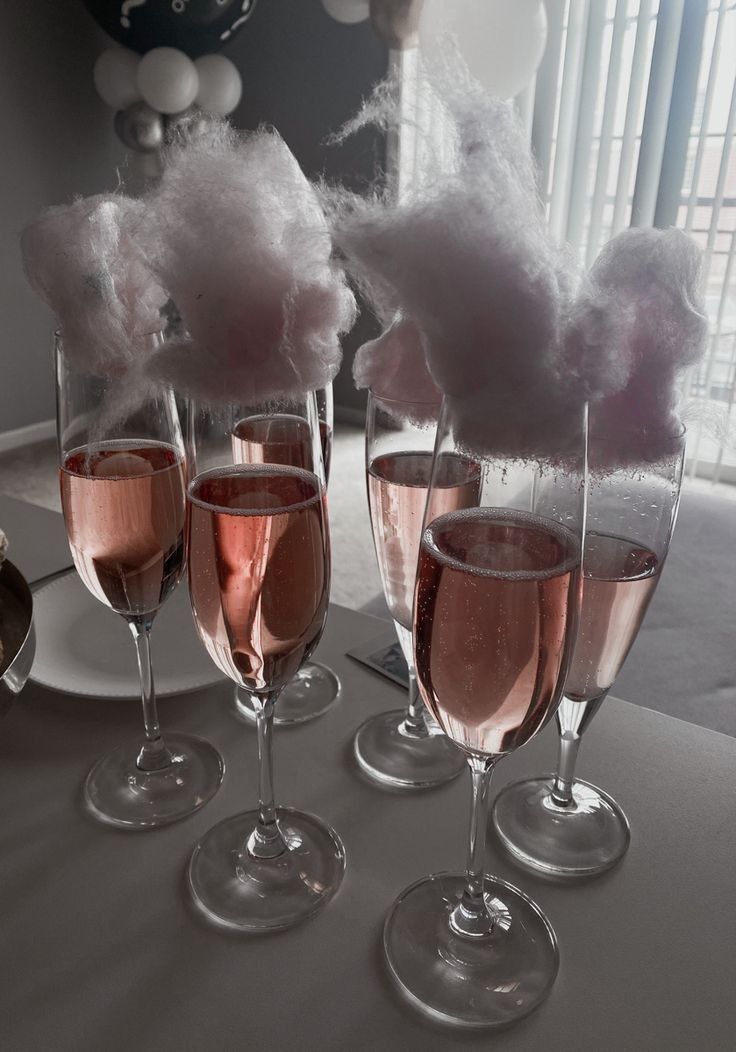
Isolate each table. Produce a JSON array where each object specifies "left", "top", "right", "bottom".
[
  {"left": 2, "top": 498, "right": 735, "bottom": 1049},
  {"left": 1, "top": 591, "right": 735, "bottom": 1051},
  {"left": 0, "top": 495, "right": 72, "bottom": 584}
]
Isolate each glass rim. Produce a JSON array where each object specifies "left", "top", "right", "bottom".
[
  {"left": 55, "top": 327, "right": 163, "bottom": 340},
  {"left": 368, "top": 387, "right": 442, "bottom": 408},
  {"left": 588, "top": 420, "right": 687, "bottom": 442}
]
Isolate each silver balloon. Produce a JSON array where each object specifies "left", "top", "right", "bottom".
[
  {"left": 164, "top": 106, "right": 217, "bottom": 146},
  {"left": 114, "top": 101, "right": 164, "bottom": 153}
]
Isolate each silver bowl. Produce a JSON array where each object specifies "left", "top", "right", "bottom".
[{"left": 0, "top": 559, "right": 35, "bottom": 717}]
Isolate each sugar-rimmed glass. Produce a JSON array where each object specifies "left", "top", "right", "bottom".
[
  {"left": 492, "top": 420, "right": 685, "bottom": 877},
  {"left": 185, "top": 391, "right": 345, "bottom": 931},
  {"left": 353, "top": 390, "right": 468, "bottom": 789},
  {"left": 56, "top": 333, "right": 224, "bottom": 829},
  {"left": 233, "top": 385, "right": 341, "bottom": 725},
  {"left": 382, "top": 400, "right": 585, "bottom": 1028}
]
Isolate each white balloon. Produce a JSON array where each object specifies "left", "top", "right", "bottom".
[
  {"left": 194, "top": 54, "right": 242, "bottom": 116},
  {"left": 137, "top": 47, "right": 199, "bottom": 115},
  {"left": 420, "top": 0, "right": 548, "bottom": 99},
  {"left": 93, "top": 48, "right": 141, "bottom": 110},
  {"left": 321, "top": 0, "right": 370, "bottom": 25}
]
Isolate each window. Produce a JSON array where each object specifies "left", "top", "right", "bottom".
[
  {"left": 400, "top": 0, "right": 736, "bottom": 480},
  {"left": 531, "top": 0, "right": 736, "bottom": 482}
]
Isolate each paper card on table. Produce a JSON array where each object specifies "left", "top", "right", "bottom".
[{"left": 346, "top": 630, "right": 409, "bottom": 689}]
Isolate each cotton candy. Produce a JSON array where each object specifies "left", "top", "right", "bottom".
[
  {"left": 331, "top": 58, "right": 580, "bottom": 459},
  {"left": 331, "top": 56, "right": 708, "bottom": 465},
  {"left": 140, "top": 118, "right": 356, "bottom": 404},
  {"left": 353, "top": 315, "right": 440, "bottom": 411},
  {"left": 20, "top": 194, "right": 166, "bottom": 376},
  {"left": 584, "top": 228, "right": 708, "bottom": 464}
]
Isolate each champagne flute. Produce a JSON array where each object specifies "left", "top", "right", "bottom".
[
  {"left": 233, "top": 385, "right": 342, "bottom": 725},
  {"left": 186, "top": 392, "right": 345, "bottom": 931},
  {"left": 353, "top": 391, "right": 473, "bottom": 789},
  {"left": 492, "top": 420, "right": 685, "bottom": 877},
  {"left": 56, "top": 334, "right": 224, "bottom": 828},
  {"left": 383, "top": 402, "right": 585, "bottom": 1028}
]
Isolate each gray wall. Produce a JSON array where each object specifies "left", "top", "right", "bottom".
[
  {"left": 0, "top": 3, "right": 126, "bottom": 433},
  {"left": 1, "top": 0, "right": 386, "bottom": 435},
  {"left": 225, "top": 1, "right": 387, "bottom": 417}
]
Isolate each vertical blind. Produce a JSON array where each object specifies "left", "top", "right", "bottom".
[
  {"left": 528, "top": 0, "right": 736, "bottom": 481},
  {"left": 400, "top": 0, "right": 736, "bottom": 481}
]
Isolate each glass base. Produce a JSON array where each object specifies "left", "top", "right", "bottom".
[
  {"left": 353, "top": 709, "right": 465, "bottom": 789},
  {"left": 187, "top": 807, "right": 346, "bottom": 932},
  {"left": 492, "top": 776, "right": 631, "bottom": 877},
  {"left": 234, "top": 662, "right": 341, "bottom": 726},
  {"left": 383, "top": 872, "right": 559, "bottom": 1029},
  {"left": 84, "top": 734, "right": 225, "bottom": 830}
]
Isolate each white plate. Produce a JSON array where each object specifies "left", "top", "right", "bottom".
[{"left": 30, "top": 573, "right": 225, "bottom": 699}]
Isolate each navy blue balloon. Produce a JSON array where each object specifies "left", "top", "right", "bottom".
[{"left": 81, "top": 0, "right": 257, "bottom": 58}]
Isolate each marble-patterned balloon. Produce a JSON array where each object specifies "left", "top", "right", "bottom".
[
  {"left": 114, "top": 100, "right": 165, "bottom": 152},
  {"left": 82, "top": 0, "right": 258, "bottom": 58},
  {"left": 164, "top": 105, "right": 217, "bottom": 145}
]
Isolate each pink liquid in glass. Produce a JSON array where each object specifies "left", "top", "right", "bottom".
[
  {"left": 367, "top": 451, "right": 481, "bottom": 629},
  {"left": 187, "top": 465, "right": 329, "bottom": 693},
  {"left": 232, "top": 414, "right": 331, "bottom": 481},
  {"left": 564, "top": 532, "right": 660, "bottom": 703},
  {"left": 414, "top": 508, "right": 580, "bottom": 757},
  {"left": 60, "top": 441, "right": 186, "bottom": 617}
]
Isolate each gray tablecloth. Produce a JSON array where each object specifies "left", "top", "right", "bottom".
[{"left": 1, "top": 603, "right": 735, "bottom": 1051}]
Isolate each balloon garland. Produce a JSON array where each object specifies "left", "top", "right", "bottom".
[
  {"left": 90, "top": 0, "right": 548, "bottom": 153},
  {"left": 418, "top": 0, "right": 547, "bottom": 100},
  {"left": 86, "top": 1, "right": 255, "bottom": 153},
  {"left": 82, "top": 0, "right": 258, "bottom": 56},
  {"left": 321, "top": 0, "right": 370, "bottom": 25},
  {"left": 322, "top": 0, "right": 548, "bottom": 97}
]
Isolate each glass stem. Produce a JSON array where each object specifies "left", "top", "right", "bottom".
[
  {"left": 394, "top": 621, "right": 429, "bottom": 738},
  {"left": 551, "top": 693, "right": 607, "bottom": 806},
  {"left": 247, "top": 695, "right": 288, "bottom": 860},
  {"left": 402, "top": 668, "right": 429, "bottom": 738},
  {"left": 128, "top": 618, "right": 171, "bottom": 773},
  {"left": 450, "top": 758, "right": 496, "bottom": 939},
  {"left": 551, "top": 732, "right": 581, "bottom": 806}
]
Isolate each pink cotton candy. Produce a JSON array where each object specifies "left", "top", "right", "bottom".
[
  {"left": 354, "top": 316, "right": 441, "bottom": 411},
  {"left": 584, "top": 228, "right": 707, "bottom": 466},
  {"left": 139, "top": 119, "right": 356, "bottom": 404},
  {"left": 560, "top": 284, "right": 635, "bottom": 400},
  {"left": 20, "top": 194, "right": 166, "bottom": 376},
  {"left": 331, "top": 58, "right": 579, "bottom": 459},
  {"left": 325, "top": 68, "right": 459, "bottom": 415},
  {"left": 331, "top": 55, "right": 707, "bottom": 465}
]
